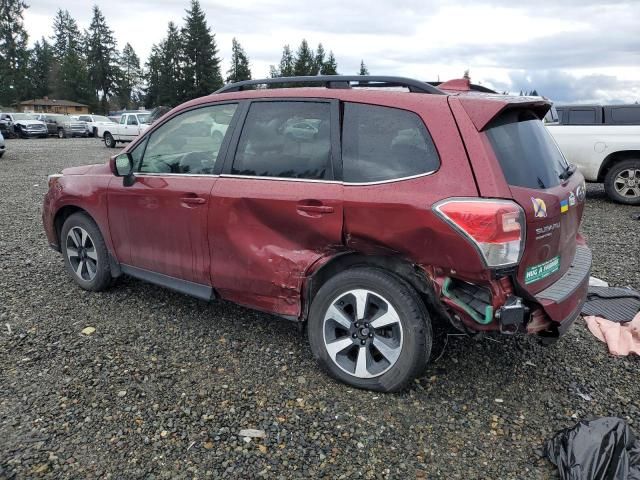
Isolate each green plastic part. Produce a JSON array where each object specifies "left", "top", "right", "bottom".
[{"left": 442, "top": 277, "right": 494, "bottom": 325}]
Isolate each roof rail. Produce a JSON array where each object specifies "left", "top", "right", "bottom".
[{"left": 215, "top": 75, "right": 445, "bottom": 95}]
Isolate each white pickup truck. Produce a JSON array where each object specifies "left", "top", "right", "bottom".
[
  {"left": 97, "top": 112, "right": 151, "bottom": 148},
  {"left": 546, "top": 104, "right": 640, "bottom": 205}
]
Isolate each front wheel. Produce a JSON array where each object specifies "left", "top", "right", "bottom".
[
  {"left": 308, "top": 268, "right": 432, "bottom": 392},
  {"left": 604, "top": 159, "right": 640, "bottom": 205},
  {"left": 57, "top": 129, "right": 65, "bottom": 139},
  {"left": 60, "top": 213, "right": 113, "bottom": 291},
  {"left": 104, "top": 132, "right": 116, "bottom": 148}
]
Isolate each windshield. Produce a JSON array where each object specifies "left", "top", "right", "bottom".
[
  {"left": 94, "top": 116, "right": 112, "bottom": 122},
  {"left": 486, "top": 110, "right": 568, "bottom": 190},
  {"left": 137, "top": 114, "right": 150, "bottom": 124},
  {"left": 12, "top": 113, "right": 36, "bottom": 120}
]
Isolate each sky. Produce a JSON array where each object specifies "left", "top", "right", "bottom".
[{"left": 23, "top": 0, "right": 640, "bottom": 104}]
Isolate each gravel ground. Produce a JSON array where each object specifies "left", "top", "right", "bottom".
[{"left": 1, "top": 138, "right": 639, "bottom": 479}]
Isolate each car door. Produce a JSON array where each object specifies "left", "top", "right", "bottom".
[
  {"left": 123, "top": 114, "right": 139, "bottom": 141},
  {"left": 209, "top": 99, "right": 343, "bottom": 318},
  {"left": 107, "top": 102, "right": 240, "bottom": 293}
]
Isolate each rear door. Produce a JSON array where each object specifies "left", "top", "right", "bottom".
[
  {"left": 209, "top": 99, "right": 343, "bottom": 318},
  {"left": 482, "top": 109, "right": 586, "bottom": 294}
]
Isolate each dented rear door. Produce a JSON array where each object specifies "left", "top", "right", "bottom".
[{"left": 209, "top": 98, "right": 343, "bottom": 318}]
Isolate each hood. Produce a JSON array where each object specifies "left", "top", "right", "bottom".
[
  {"left": 61, "top": 163, "right": 110, "bottom": 176},
  {"left": 17, "top": 120, "right": 45, "bottom": 126}
]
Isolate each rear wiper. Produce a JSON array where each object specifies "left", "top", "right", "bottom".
[{"left": 559, "top": 163, "right": 577, "bottom": 181}]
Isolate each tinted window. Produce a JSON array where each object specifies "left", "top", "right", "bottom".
[
  {"left": 342, "top": 103, "right": 439, "bottom": 183},
  {"left": 78, "top": 116, "right": 91, "bottom": 122},
  {"left": 609, "top": 107, "right": 640, "bottom": 125},
  {"left": 139, "top": 104, "right": 238, "bottom": 174},
  {"left": 486, "top": 110, "right": 568, "bottom": 190},
  {"left": 569, "top": 108, "right": 596, "bottom": 125},
  {"left": 233, "top": 102, "right": 331, "bottom": 180},
  {"left": 127, "top": 115, "right": 138, "bottom": 125}
]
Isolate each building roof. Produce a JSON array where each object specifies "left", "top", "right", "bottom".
[{"left": 20, "top": 98, "right": 88, "bottom": 107}]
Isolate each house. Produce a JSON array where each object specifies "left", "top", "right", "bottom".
[{"left": 19, "top": 97, "right": 89, "bottom": 114}]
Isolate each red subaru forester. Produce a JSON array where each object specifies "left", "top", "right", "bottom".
[{"left": 43, "top": 76, "right": 590, "bottom": 392}]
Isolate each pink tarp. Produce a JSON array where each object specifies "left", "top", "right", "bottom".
[{"left": 584, "top": 312, "right": 640, "bottom": 356}]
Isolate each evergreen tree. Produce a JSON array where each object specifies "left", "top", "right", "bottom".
[
  {"left": 117, "top": 43, "right": 142, "bottom": 108},
  {"left": 463, "top": 69, "right": 470, "bottom": 80},
  {"left": 157, "top": 22, "right": 184, "bottom": 106},
  {"left": 530, "top": 89, "right": 539, "bottom": 96},
  {"left": 276, "top": 45, "right": 294, "bottom": 77},
  {"left": 181, "top": 0, "right": 223, "bottom": 99},
  {"left": 86, "top": 6, "right": 119, "bottom": 113},
  {"left": 320, "top": 51, "right": 338, "bottom": 75},
  {"left": 314, "top": 43, "right": 325, "bottom": 75},
  {"left": 144, "top": 43, "right": 163, "bottom": 108},
  {"left": 50, "top": 9, "right": 92, "bottom": 106},
  {"left": 28, "top": 37, "right": 54, "bottom": 99},
  {"left": 358, "top": 60, "right": 369, "bottom": 75},
  {"left": 0, "top": 0, "right": 30, "bottom": 106},
  {"left": 293, "top": 39, "right": 315, "bottom": 76},
  {"left": 226, "top": 38, "right": 251, "bottom": 83}
]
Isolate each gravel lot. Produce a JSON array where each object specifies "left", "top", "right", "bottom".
[{"left": 1, "top": 138, "right": 639, "bottom": 479}]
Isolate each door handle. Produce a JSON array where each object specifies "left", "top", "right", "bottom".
[
  {"left": 181, "top": 196, "right": 206, "bottom": 205},
  {"left": 296, "top": 204, "right": 334, "bottom": 214}
]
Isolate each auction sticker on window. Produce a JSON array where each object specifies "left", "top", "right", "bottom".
[{"left": 524, "top": 256, "right": 560, "bottom": 284}]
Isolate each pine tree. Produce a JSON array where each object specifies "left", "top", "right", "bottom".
[
  {"left": 358, "top": 60, "right": 369, "bottom": 75},
  {"left": 144, "top": 43, "right": 163, "bottom": 108},
  {"left": 226, "top": 38, "right": 251, "bottom": 83},
  {"left": 158, "top": 22, "right": 184, "bottom": 106},
  {"left": 86, "top": 6, "right": 119, "bottom": 113},
  {"left": 50, "top": 9, "right": 92, "bottom": 106},
  {"left": 314, "top": 43, "right": 325, "bottom": 75},
  {"left": 28, "top": 38, "right": 54, "bottom": 99},
  {"left": 117, "top": 43, "right": 142, "bottom": 108},
  {"left": 0, "top": 0, "right": 30, "bottom": 106},
  {"left": 274, "top": 45, "right": 294, "bottom": 77},
  {"left": 293, "top": 39, "right": 315, "bottom": 76},
  {"left": 181, "top": 0, "right": 223, "bottom": 99},
  {"left": 320, "top": 51, "right": 338, "bottom": 75},
  {"left": 463, "top": 69, "right": 470, "bottom": 80}
]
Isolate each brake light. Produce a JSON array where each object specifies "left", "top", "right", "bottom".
[{"left": 434, "top": 198, "right": 525, "bottom": 267}]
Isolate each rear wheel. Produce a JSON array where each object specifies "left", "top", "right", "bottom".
[
  {"left": 308, "top": 267, "right": 432, "bottom": 392},
  {"left": 604, "top": 159, "right": 640, "bottom": 205},
  {"left": 104, "top": 132, "right": 116, "bottom": 148},
  {"left": 60, "top": 213, "right": 112, "bottom": 291}
]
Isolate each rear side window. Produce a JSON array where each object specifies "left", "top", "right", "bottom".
[
  {"left": 608, "top": 107, "right": 640, "bottom": 125},
  {"left": 568, "top": 108, "right": 596, "bottom": 125},
  {"left": 342, "top": 103, "right": 439, "bottom": 183},
  {"left": 232, "top": 101, "right": 331, "bottom": 180},
  {"left": 486, "top": 110, "right": 568, "bottom": 190}
]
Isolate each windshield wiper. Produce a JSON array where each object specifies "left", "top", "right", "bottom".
[{"left": 559, "top": 163, "right": 576, "bottom": 181}]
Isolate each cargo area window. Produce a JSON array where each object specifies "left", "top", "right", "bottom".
[
  {"left": 138, "top": 103, "right": 238, "bottom": 175},
  {"left": 341, "top": 103, "right": 439, "bottom": 183},
  {"left": 485, "top": 109, "right": 568, "bottom": 190},
  {"left": 232, "top": 101, "right": 332, "bottom": 180}
]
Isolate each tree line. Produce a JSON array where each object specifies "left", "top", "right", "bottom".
[{"left": 0, "top": 0, "right": 370, "bottom": 113}]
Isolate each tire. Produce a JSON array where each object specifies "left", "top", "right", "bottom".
[
  {"left": 308, "top": 267, "right": 432, "bottom": 392},
  {"left": 104, "top": 132, "right": 116, "bottom": 148},
  {"left": 604, "top": 159, "right": 640, "bottom": 205},
  {"left": 57, "top": 128, "right": 65, "bottom": 139},
  {"left": 60, "top": 212, "right": 112, "bottom": 291}
]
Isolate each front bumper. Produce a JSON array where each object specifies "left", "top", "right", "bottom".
[
  {"left": 24, "top": 129, "right": 48, "bottom": 137},
  {"left": 534, "top": 244, "right": 592, "bottom": 336}
]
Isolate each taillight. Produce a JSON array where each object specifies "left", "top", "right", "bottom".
[{"left": 434, "top": 198, "right": 525, "bottom": 267}]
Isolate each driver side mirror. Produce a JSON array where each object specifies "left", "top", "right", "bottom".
[{"left": 111, "top": 152, "right": 136, "bottom": 186}]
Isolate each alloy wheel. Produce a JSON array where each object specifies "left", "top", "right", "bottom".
[
  {"left": 323, "top": 289, "right": 403, "bottom": 379},
  {"left": 614, "top": 168, "right": 640, "bottom": 199},
  {"left": 66, "top": 226, "right": 98, "bottom": 281}
]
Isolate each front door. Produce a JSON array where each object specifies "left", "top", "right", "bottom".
[
  {"left": 209, "top": 99, "right": 343, "bottom": 317},
  {"left": 107, "top": 103, "right": 240, "bottom": 287}
]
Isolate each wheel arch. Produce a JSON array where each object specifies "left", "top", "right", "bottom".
[
  {"left": 302, "top": 252, "right": 450, "bottom": 326},
  {"left": 597, "top": 150, "right": 640, "bottom": 182}
]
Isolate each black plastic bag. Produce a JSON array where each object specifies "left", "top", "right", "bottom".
[{"left": 545, "top": 417, "right": 640, "bottom": 480}]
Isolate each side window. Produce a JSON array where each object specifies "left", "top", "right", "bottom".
[
  {"left": 120, "top": 116, "right": 127, "bottom": 125},
  {"left": 342, "top": 103, "right": 440, "bottom": 183},
  {"left": 232, "top": 101, "right": 332, "bottom": 180},
  {"left": 138, "top": 103, "right": 238, "bottom": 175},
  {"left": 127, "top": 115, "right": 138, "bottom": 126},
  {"left": 79, "top": 116, "right": 91, "bottom": 122},
  {"left": 569, "top": 108, "right": 596, "bottom": 125}
]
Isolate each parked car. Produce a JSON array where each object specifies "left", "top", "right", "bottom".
[
  {"left": 546, "top": 105, "right": 640, "bottom": 204},
  {"left": 73, "top": 114, "right": 115, "bottom": 137},
  {"left": 43, "top": 75, "right": 591, "bottom": 392},
  {"left": 0, "top": 130, "right": 5, "bottom": 158},
  {"left": 0, "top": 113, "right": 47, "bottom": 138},
  {"left": 35, "top": 114, "right": 88, "bottom": 138},
  {"left": 96, "top": 112, "right": 151, "bottom": 148},
  {"left": 0, "top": 116, "right": 14, "bottom": 138}
]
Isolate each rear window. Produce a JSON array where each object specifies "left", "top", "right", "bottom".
[
  {"left": 486, "top": 110, "right": 568, "bottom": 190},
  {"left": 568, "top": 108, "right": 596, "bottom": 125},
  {"left": 608, "top": 107, "right": 640, "bottom": 125}
]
